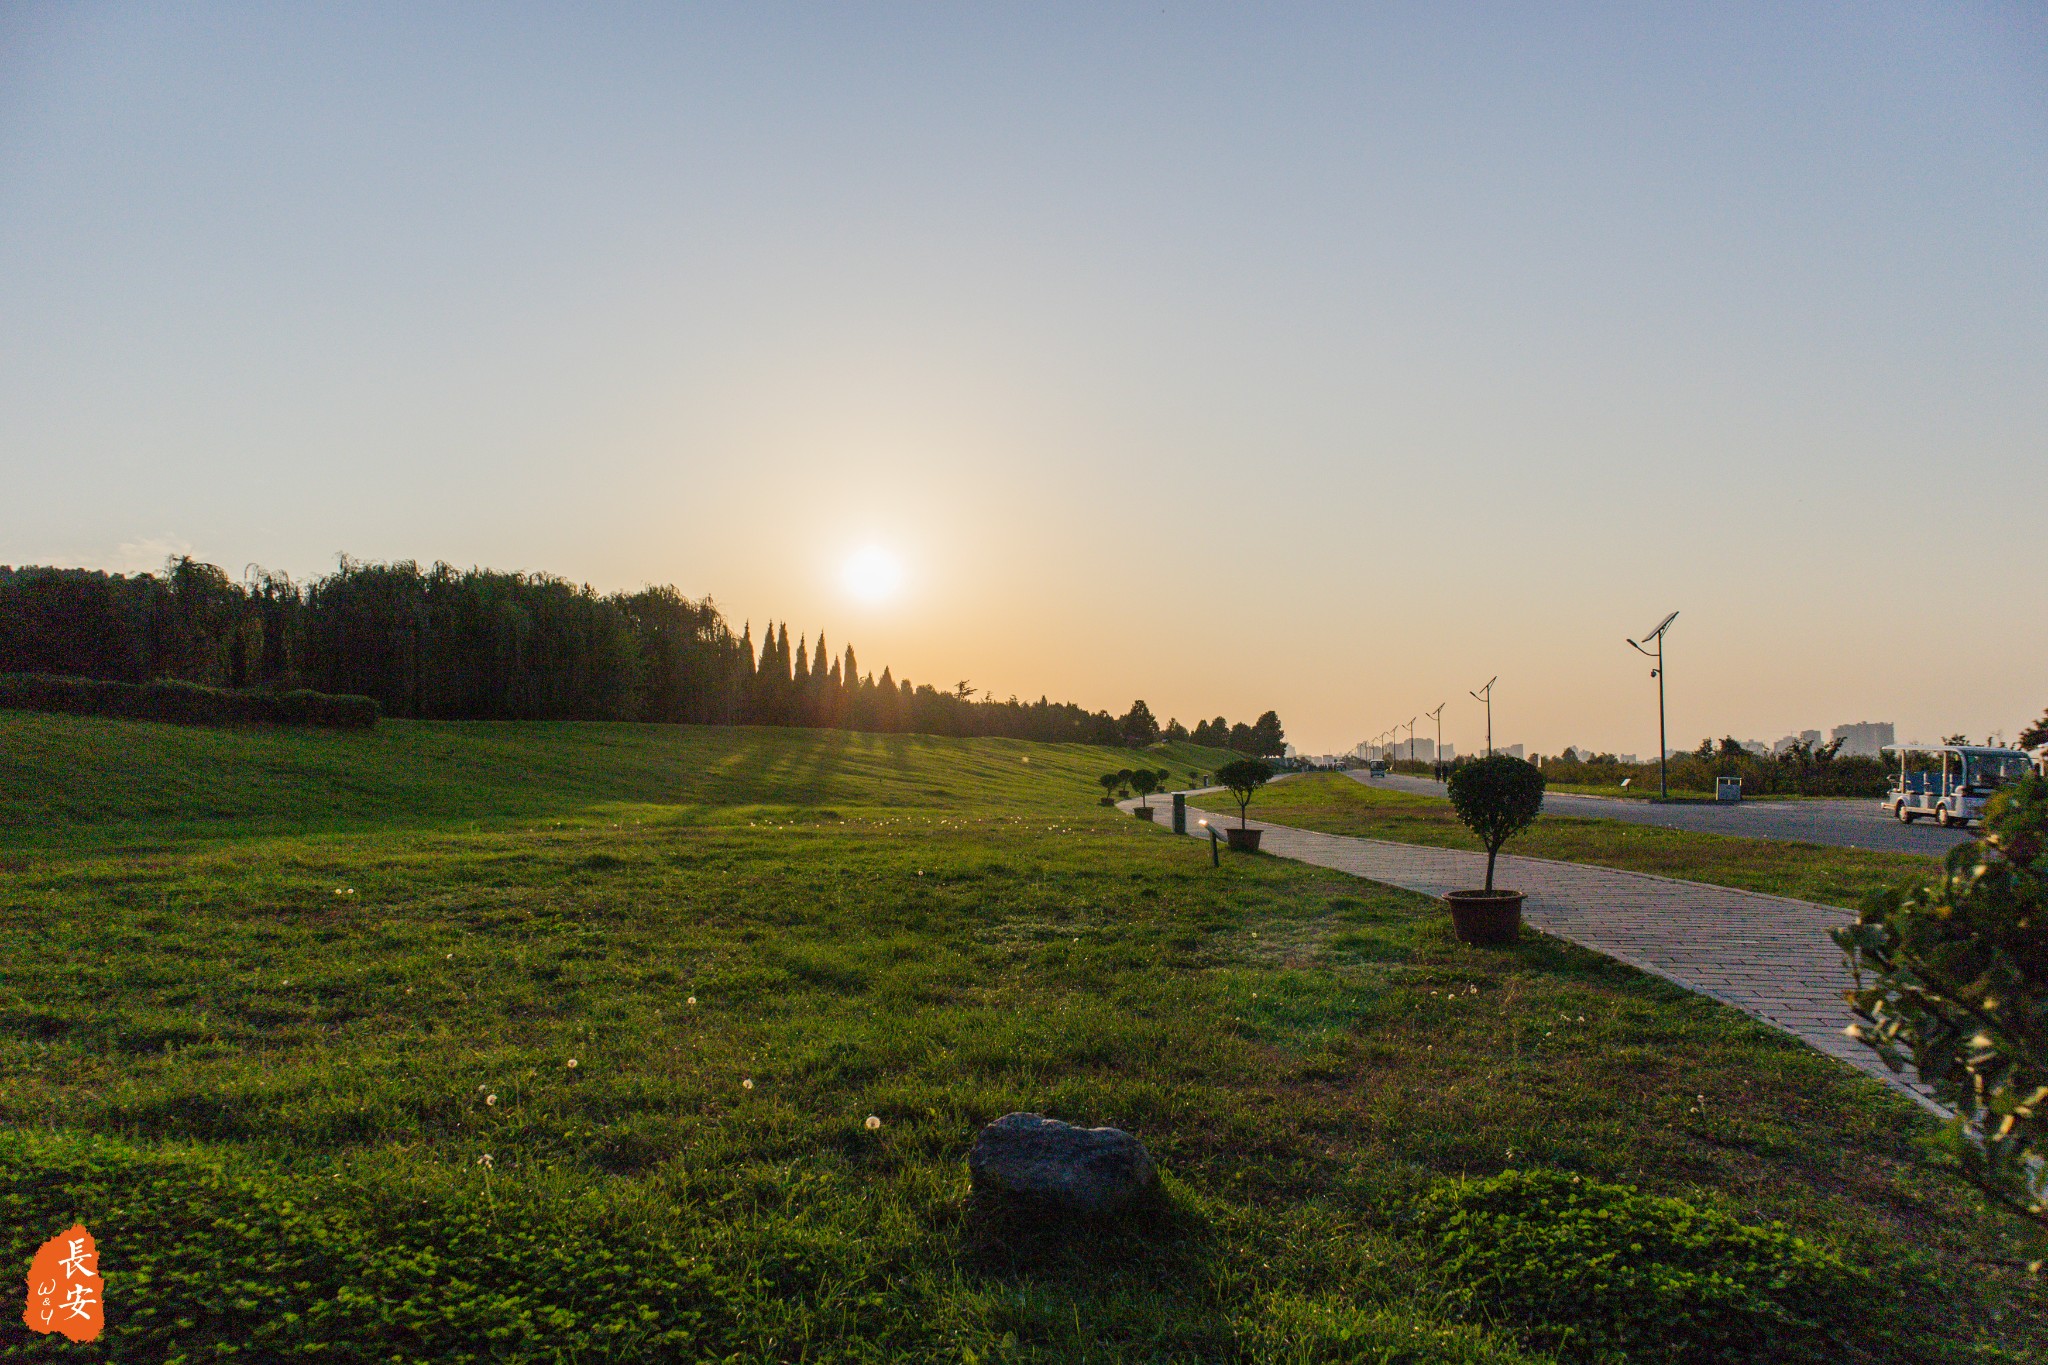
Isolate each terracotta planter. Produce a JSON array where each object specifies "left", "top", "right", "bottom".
[
  {"left": 1225, "top": 826, "right": 1263, "bottom": 853},
  {"left": 1133, "top": 805, "right": 1156, "bottom": 821},
  {"left": 1443, "top": 890, "right": 1524, "bottom": 945}
]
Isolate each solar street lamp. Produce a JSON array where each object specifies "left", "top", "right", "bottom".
[
  {"left": 1469, "top": 677, "right": 1496, "bottom": 757},
  {"left": 1427, "top": 702, "right": 1445, "bottom": 779},
  {"left": 1627, "top": 611, "right": 1678, "bottom": 799}
]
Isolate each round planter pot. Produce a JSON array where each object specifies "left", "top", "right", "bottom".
[
  {"left": 1133, "top": 806, "right": 1156, "bottom": 822},
  {"left": 1443, "top": 890, "right": 1524, "bottom": 946},
  {"left": 1224, "top": 826, "right": 1263, "bottom": 853}
]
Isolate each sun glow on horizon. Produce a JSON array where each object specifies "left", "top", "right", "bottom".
[{"left": 840, "top": 545, "right": 906, "bottom": 605}]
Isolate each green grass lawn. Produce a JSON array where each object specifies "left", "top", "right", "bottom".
[
  {"left": 1, "top": 715, "right": 2037, "bottom": 1362},
  {"left": 1206, "top": 773, "right": 1937, "bottom": 911},
  {"left": 1544, "top": 782, "right": 1720, "bottom": 800}
]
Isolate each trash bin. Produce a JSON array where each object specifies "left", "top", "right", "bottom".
[
  {"left": 1716, "top": 776, "right": 1743, "bottom": 803},
  {"left": 1172, "top": 793, "right": 1186, "bottom": 834}
]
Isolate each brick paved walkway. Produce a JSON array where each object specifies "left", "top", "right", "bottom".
[{"left": 1136, "top": 796, "right": 1939, "bottom": 1112}]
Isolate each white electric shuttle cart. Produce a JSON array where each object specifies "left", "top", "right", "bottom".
[{"left": 1881, "top": 743, "right": 2034, "bottom": 828}]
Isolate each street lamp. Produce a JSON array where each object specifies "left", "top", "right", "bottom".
[
  {"left": 1469, "top": 677, "right": 1497, "bottom": 757},
  {"left": 1403, "top": 716, "right": 1417, "bottom": 764},
  {"left": 1627, "top": 611, "right": 1678, "bottom": 799},
  {"left": 1426, "top": 702, "right": 1445, "bottom": 779}
]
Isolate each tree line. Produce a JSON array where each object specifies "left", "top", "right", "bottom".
[
  {"left": 1531, "top": 736, "right": 1891, "bottom": 797},
  {"left": 0, "top": 558, "right": 1285, "bottom": 750}
]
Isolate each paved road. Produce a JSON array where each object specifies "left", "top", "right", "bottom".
[
  {"left": 1133, "top": 794, "right": 1940, "bottom": 1112},
  {"left": 1354, "top": 771, "right": 1972, "bottom": 857}
]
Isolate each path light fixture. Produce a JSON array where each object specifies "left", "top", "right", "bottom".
[
  {"left": 1469, "top": 677, "right": 1497, "bottom": 757},
  {"left": 1199, "top": 818, "right": 1220, "bottom": 867},
  {"left": 1626, "top": 611, "right": 1678, "bottom": 798},
  {"left": 1427, "top": 702, "right": 1446, "bottom": 779}
]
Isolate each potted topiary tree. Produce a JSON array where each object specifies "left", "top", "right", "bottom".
[
  {"left": 1130, "top": 768, "right": 1161, "bottom": 820},
  {"left": 1215, "top": 757, "right": 1274, "bottom": 851},
  {"left": 1096, "top": 773, "right": 1122, "bottom": 806},
  {"left": 1443, "top": 753, "right": 1546, "bottom": 944}
]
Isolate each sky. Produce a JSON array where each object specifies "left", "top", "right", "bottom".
[{"left": 3, "top": 3, "right": 2044, "bottom": 757}]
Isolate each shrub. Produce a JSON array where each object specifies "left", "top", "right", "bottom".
[
  {"left": 1129, "top": 767, "right": 1162, "bottom": 806},
  {"left": 1445, "top": 754, "right": 1545, "bottom": 891},
  {"left": 1414, "top": 1169, "right": 1869, "bottom": 1364},
  {"left": 1834, "top": 775, "right": 2048, "bottom": 1234},
  {"left": 0, "top": 672, "right": 378, "bottom": 730},
  {"left": 1215, "top": 757, "right": 1273, "bottom": 829}
]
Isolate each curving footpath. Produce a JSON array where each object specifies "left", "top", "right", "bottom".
[{"left": 1130, "top": 793, "right": 1939, "bottom": 1113}]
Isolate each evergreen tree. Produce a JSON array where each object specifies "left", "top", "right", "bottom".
[{"left": 1119, "top": 699, "right": 1161, "bottom": 746}]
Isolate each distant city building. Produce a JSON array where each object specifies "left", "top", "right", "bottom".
[
  {"left": 1617, "top": 754, "right": 1638, "bottom": 765},
  {"left": 1402, "top": 737, "right": 1436, "bottom": 762},
  {"left": 1500, "top": 744, "right": 1524, "bottom": 760},
  {"left": 1770, "top": 729, "right": 1826, "bottom": 756},
  {"left": 1831, "top": 721, "right": 1895, "bottom": 758},
  {"left": 1740, "top": 740, "right": 1771, "bottom": 758}
]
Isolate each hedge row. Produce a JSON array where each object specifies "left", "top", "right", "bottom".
[{"left": 0, "top": 672, "right": 378, "bottom": 729}]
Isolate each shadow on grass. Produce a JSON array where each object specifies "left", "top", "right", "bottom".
[{"left": 955, "top": 1180, "right": 1219, "bottom": 1289}]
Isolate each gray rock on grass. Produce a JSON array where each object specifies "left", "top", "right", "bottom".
[{"left": 967, "top": 1112, "right": 1159, "bottom": 1215}]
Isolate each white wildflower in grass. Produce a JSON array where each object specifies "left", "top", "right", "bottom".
[
  {"left": 742, "top": 1078, "right": 754, "bottom": 1090},
  {"left": 687, "top": 996, "right": 697, "bottom": 1006},
  {"left": 566, "top": 1058, "right": 578, "bottom": 1069},
  {"left": 477, "top": 1153, "right": 492, "bottom": 1168},
  {"left": 486, "top": 1094, "right": 498, "bottom": 1106},
  {"left": 865, "top": 1115, "right": 882, "bottom": 1130}
]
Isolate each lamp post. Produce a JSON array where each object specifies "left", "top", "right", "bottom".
[
  {"left": 1404, "top": 716, "right": 1417, "bottom": 764},
  {"left": 1427, "top": 702, "right": 1445, "bottom": 780},
  {"left": 1469, "top": 677, "right": 1496, "bottom": 757},
  {"left": 1627, "top": 612, "right": 1678, "bottom": 799}
]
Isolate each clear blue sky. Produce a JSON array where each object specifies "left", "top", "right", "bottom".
[{"left": 3, "top": 3, "right": 2043, "bottom": 754}]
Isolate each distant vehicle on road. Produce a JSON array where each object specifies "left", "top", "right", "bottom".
[
  {"left": 1882, "top": 743, "right": 2034, "bottom": 827},
  {"left": 1367, "top": 759, "right": 1388, "bottom": 777}
]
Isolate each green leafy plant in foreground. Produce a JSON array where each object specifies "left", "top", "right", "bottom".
[
  {"left": 1445, "top": 755, "right": 1546, "bottom": 892},
  {"left": 1835, "top": 775, "right": 2048, "bottom": 1239},
  {"left": 1415, "top": 1169, "right": 1873, "bottom": 1364}
]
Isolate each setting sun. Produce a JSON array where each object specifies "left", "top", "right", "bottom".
[{"left": 840, "top": 545, "right": 905, "bottom": 605}]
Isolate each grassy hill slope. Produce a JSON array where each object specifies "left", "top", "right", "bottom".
[
  {"left": 0, "top": 715, "right": 2039, "bottom": 1362},
  {"left": 0, "top": 711, "right": 1227, "bottom": 844}
]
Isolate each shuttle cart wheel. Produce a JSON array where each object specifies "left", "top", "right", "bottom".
[
  {"left": 1895, "top": 802, "right": 1913, "bottom": 824},
  {"left": 1936, "top": 805, "right": 1953, "bottom": 828}
]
